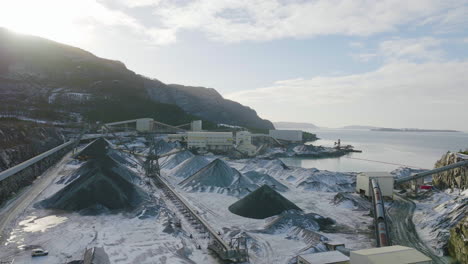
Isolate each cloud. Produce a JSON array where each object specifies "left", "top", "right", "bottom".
[
  {"left": 226, "top": 60, "right": 468, "bottom": 128},
  {"left": 378, "top": 37, "right": 445, "bottom": 62},
  {"left": 352, "top": 37, "right": 446, "bottom": 63},
  {"left": 0, "top": 0, "right": 170, "bottom": 46},
  {"left": 352, "top": 53, "right": 378, "bottom": 62},
  {"left": 2, "top": 0, "right": 466, "bottom": 46},
  {"left": 136, "top": 0, "right": 466, "bottom": 44}
]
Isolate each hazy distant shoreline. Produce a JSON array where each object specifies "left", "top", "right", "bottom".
[{"left": 371, "top": 128, "right": 460, "bottom": 133}]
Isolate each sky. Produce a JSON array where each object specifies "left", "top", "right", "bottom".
[{"left": 1, "top": 0, "right": 467, "bottom": 130}]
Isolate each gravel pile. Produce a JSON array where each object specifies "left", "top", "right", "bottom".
[
  {"left": 37, "top": 139, "right": 147, "bottom": 214},
  {"left": 179, "top": 158, "right": 257, "bottom": 195},
  {"left": 228, "top": 185, "right": 301, "bottom": 219}
]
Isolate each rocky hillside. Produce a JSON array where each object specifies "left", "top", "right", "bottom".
[
  {"left": 0, "top": 118, "right": 67, "bottom": 171},
  {"left": 448, "top": 217, "right": 468, "bottom": 263},
  {"left": 0, "top": 28, "right": 273, "bottom": 130},
  {"left": 432, "top": 151, "right": 468, "bottom": 263},
  {"left": 433, "top": 152, "right": 467, "bottom": 190}
]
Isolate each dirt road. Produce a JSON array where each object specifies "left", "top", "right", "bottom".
[{"left": 386, "top": 194, "right": 452, "bottom": 264}]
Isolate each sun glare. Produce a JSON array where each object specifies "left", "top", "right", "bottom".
[{"left": 0, "top": 0, "right": 89, "bottom": 45}]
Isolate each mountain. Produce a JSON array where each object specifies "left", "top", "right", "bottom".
[
  {"left": 0, "top": 28, "right": 273, "bottom": 130},
  {"left": 274, "top": 121, "right": 318, "bottom": 129}
]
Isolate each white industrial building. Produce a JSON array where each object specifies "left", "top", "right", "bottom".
[
  {"left": 350, "top": 245, "right": 432, "bottom": 264},
  {"left": 235, "top": 131, "right": 257, "bottom": 156},
  {"left": 269, "top": 129, "right": 303, "bottom": 142},
  {"left": 297, "top": 251, "right": 349, "bottom": 264},
  {"left": 356, "top": 172, "right": 394, "bottom": 198},
  {"left": 187, "top": 131, "right": 233, "bottom": 151},
  {"left": 191, "top": 120, "right": 202, "bottom": 131}
]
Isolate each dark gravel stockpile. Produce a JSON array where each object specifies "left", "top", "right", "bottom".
[
  {"left": 242, "top": 171, "right": 288, "bottom": 192},
  {"left": 179, "top": 159, "right": 257, "bottom": 194},
  {"left": 37, "top": 138, "right": 147, "bottom": 214},
  {"left": 172, "top": 156, "right": 211, "bottom": 179},
  {"left": 228, "top": 185, "right": 301, "bottom": 219},
  {"left": 263, "top": 211, "right": 335, "bottom": 234}
]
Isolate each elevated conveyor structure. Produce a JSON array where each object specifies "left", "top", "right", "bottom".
[
  {"left": 152, "top": 173, "right": 249, "bottom": 262},
  {"left": 109, "top": 136, "right": 249, "bottom": 262},
  {"left": 395, "top": 160, "right": 468, "bottom": 185}
]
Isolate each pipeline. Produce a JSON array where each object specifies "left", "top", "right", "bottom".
[{"left": 371, "top": 179, "right": 390, "bottom": 247}]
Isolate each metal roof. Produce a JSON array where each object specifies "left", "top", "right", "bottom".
[
  {"left": 299, "top": 251, "right": 350, "bottom": 264},
  {"left": 352, "top": 246, "right": 431, "bottom": 263}
]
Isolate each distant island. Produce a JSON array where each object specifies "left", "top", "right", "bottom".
[
  {"left": 371, "top": 128, "right": 460, "bottom": 133},
  {"left": 274, "top": 121, "right": 318, "bottom": 129},
  {"left": 341, "top": 125, "right": 380, "bottom": 130}
]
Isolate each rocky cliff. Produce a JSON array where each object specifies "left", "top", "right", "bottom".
[
  {"left": 448, "top": 217, "right": 468, "bottom": 264},
  {"left": 0, "top": 28, "right": 273, "bottom": 130},
  {"left": 0, "top": 119, "right": 66, "bottom": 171},
  {"left": 432, "top": 151, "right": 468, "bottom": 263},
  {"left": 433, "top": 152, "right": 467, "bottom": 190}
]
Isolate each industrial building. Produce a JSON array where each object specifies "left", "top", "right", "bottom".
[
  {"left": 350, "top": 245, "right": 432, "bottom": 264},
  {"left": 235, "top": 131, "right": 257, "bottom": 156},
  {"left": 297, "top": 251, "right": 350, "bottom": 264},
  {"left": 103, "top": 118, "right": 203, "bottom": 134},
  {"left": 191, "top": 120, "right": 202, "bottom": 131},
  {"left": 104, "top": 118, "right": 154, "bottom": 132},
  {"left": 356, "top": 172, "right": 394, "bottom": 198},
  {"left": 269, "top": 129, "right": 303, "bottom": 142},
  {"left": 187, "top": 132, "right": 233, "bottom": 152}
]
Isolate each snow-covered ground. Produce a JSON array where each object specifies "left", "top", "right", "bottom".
[
  {"left": 159, "top": 151, "right": 374, "bottom": 263},
  {"left": 412, "top": 188, "right": 468, "bottom": 256},
  {"left": 1, "top": 138, "right": 376, "bottom": 264},
  {"left": 0, "top": 149, "right": 218, "bottom": 264}
]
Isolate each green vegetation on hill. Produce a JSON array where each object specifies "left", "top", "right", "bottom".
[{"left": 303, "top": 131, "right": 318, "bottom": 142}]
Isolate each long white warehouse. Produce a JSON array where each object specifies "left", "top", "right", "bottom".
[{"left": 187, "top": 131, "right": 233, "bottom": 152}]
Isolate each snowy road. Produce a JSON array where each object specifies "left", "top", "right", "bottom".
[
  {"left": 0, "top": 152, "right": 74, "bottom": 242},
  {"left": 386, "top": 194, "right": 451, "bottom": 264}
]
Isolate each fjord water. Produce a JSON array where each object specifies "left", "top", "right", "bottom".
[{"left": 280, "top": 129, "right": 468, "bottom": 172}]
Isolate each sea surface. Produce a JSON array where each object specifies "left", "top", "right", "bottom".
[{"left": 280, "top": 128, "right": 468, "bottom": 172}]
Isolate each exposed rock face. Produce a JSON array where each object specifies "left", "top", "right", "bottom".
[
  {"left": 145, "top": 81, "right": 273, "bottom": 129},
  {"left": 433, "top": 152, "right": 467, "bottom": 190},
  {"left": 432, "top": 152, "right": 468, "bottom": 262},
  {"left": 0, "top": 28, "right": 273, "bottom": 129},
  {"left": 448, "top": 217, "right": 468, "bottom": 264},
  {"left": 0, "top": 120, "right": 66, "bottom": 171}
]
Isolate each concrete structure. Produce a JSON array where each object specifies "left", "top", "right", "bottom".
[
  {"left": 167, "top": 133, "right": 186, "bottom": 142},
  {"left": 269, "top": 129, "right": 302, "bottom": 142},
  {"left": 136, "top": 118, "right": 153, "bottom": 132},
  {"left": 191, "top": 120, "right": 202, "bottom": 131},
  {"left": 356, "top": 172, "right": 394, "bottom": 198},
  {"left": 187, "top": 132, "right": 233, "bottom": 152},
  {"left": 350, "top": 245, "right": 432, "bottom": 264},
  {"left": 104, "top": 118, "right": 154, "bottom": 132},
  {"left": 325, "top": 242, "right": 346, "bottom": 251},
  {"left": 235, "top": 131, "right": 257, "bottom": 156},
  {"left": 297, "top": 251, "right": 350, "bottom": 264}
]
